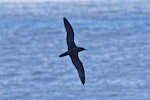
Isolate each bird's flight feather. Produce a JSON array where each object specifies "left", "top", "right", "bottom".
[
  {"left": 70, "top": 54, "right": 85, "bottom": 85},
  {"left": 63, "top": 17, "right": 77, "bottom": 50}
]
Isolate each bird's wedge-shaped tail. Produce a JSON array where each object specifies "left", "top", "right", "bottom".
[{"left": 59, "top": 52, "right": 68, "bottom": 57}]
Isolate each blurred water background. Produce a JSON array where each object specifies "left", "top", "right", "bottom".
[{"left": 0, "top": 0, "right": 150, "bottom": 100}]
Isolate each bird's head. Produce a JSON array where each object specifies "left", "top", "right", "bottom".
[{"left": 79, "top": 47, "right": 86, "bottom": 52}]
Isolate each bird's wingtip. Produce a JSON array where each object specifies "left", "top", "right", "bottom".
[
  {"left": 63, "top": 17, "right": 69, "bottom": 24},
  {"left": 63, "top": 17, "right": 67, "bottom": 21},
  {"left": 82, "top": 80, "right": 85, "bottom": 85},
  {"left": 80, "top": 76, "right": 85, "bottom": 85}
]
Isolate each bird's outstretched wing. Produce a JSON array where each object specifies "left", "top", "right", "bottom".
[
  {"left": 63, "top": 17, "right": 77, "bottom": 50},
  {"left": 70, "top": 54, "right": 85, "bottom": 85}
]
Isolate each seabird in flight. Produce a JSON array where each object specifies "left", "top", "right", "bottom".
[{"left": 59, "top": 17, "right": 86, "bottom": 85}]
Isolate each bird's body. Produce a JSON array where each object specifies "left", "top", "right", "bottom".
[{"left": 59, "top": 17, "right": 86, "bottom": 85}]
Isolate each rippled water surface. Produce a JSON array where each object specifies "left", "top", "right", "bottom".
[{"left": 0, "top": 1, "right": 150, "bottom": 100}]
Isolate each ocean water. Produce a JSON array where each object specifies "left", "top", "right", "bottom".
[{"left": 0, "top": 1, "right": 150, "bottom": 100}]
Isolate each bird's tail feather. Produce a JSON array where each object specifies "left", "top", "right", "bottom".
[{"left": 59, "top": 52, "right": 68, "bottom": 57}]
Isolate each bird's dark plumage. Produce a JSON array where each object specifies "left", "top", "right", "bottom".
[
  {"left": 59, "top": 17, "right": 86, "bottom": 85},
  {"left": 70, "top": 54, "right": 85, "bottom": 85},
  {"left": 63, "top": 17, "right": 77, "bottom": 50}
]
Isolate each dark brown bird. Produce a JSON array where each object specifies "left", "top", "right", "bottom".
[{"left": 59, "top": 17, "right": 86, "bottom": 85}]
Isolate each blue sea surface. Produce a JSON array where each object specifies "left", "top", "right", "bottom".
[{"left": 0, "top": 1, "right": 150, "bottom": 100}]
